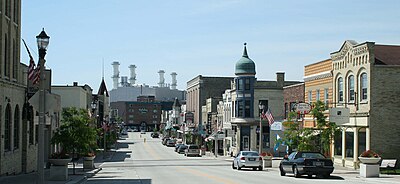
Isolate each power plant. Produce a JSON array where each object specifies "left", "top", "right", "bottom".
[{"left": 110, "top": 62, "right": 185, "bottom": 103}]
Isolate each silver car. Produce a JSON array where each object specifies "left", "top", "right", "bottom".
[
  {"left": 232, "top": 151, "right": 263, "bottom": 171},
  {"left": 184, "top": 144, "right": 201, "bottom": 157}
]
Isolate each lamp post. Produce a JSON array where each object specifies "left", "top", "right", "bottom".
[
  {"left": 258, "top": 103, "right": 265, "bottom": 154},
  {"left": 37, "top": 28, "right": 50, "bottom": 184}
]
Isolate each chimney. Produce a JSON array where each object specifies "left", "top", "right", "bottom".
[
  {"left": 171, "top": 72, "right": 177, "bottom": 90},
  {"left": 276, "top": 72, "right": 285, "bottom": 88},
  {"left": 111, "top": 61, "right": 120, "bottom": 89},
  {"left": 73, "top": 82, "right": 78, "bottom": 86},
  {"left": 129, "top": 65, "right": 136, "bottom": 85},
  {"left": 158, "top": 70, "right": 165, "bottom": 87}
]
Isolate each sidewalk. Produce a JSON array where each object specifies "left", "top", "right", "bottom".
[
  {"left": 0, "top": 151, "right": 113, "bottom": 184},
  {"left": 202, "top": 154, "right": 400, "bottom": 183}
]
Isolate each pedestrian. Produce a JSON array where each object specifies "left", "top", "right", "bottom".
[{"left": 144, "top": 138, "right": 146, "bottom": 143}]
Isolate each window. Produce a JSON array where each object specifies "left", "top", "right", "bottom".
[
  {"left": 4, "top": 34, "right": 9, "bottom": 77},
  {"left": 324, "top": 88, "right": 329, "bottom": 105},
  {"left": 334, "top": 131, "right": 342, "bottom": 156},
  {"left": 338, "top": 77, "right": 343, "bottom": 102},
  {"left": 5, "top": 104, "right": 12, "bottom": 151},
  {"left": 238, "top": 79, "right": 243, "bottom": 90},
  {"left": 244, "top": 100, "right": 251, "bottom": 117},
  {"left": 348, "top": 75, "right": 354, "bottom": 101},
  {"left": 316, "top": 89, "right": 320, "bottom": 101},
  {"left": 5, "top": 0, "right": 10, "bottom": 17},
  {"left": 29, "top": 107, "right": 34, "bottom": 144},
  {"left": 13, "top": 0, "right": 19, "bottom": 23},
  {"left": 13, "top": 39, "right": 18, "bottom": 79},
  {"left": 237, "top": 100, "right": 243, "bottom": 117},
  {"left": 245, "top": 78, "right": 250, "bottom": 90},
  {"left": 360, "top": 73, "right": 368, "bottom": 100},
  {"left": 308, "top": 91, "right": 312, "bottom": 102},
  {"left": 14, "top": 106, "right": 19, "bottom": 149},
  {"left": 258, "top": 100, "right": 268, "bottom": 115}
]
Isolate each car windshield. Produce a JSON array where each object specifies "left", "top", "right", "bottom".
[
  {"left": 242, "top": 152, "right": 259, "bottom": 156},
  {"left": 189, "top": 145, "right": 199, "bottom": 149},
  {"left": 300, "top": 152, "right": 326, "bottom": 159}
]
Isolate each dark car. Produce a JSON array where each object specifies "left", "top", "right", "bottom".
[
  {"left": 177, "top": 144, "right": 188, "bottom": 154},
  {"left": 151, "top": 132, "right": 159, "bottom": 138},
  {"left": 175, "top": 143, "right": 183, "bottom": 152},
  {"left": 279, "top": 151, "right": 334, "bottom": 178},
  {"left": 162, "top": 137, "right": 170, "bottom": 145}
]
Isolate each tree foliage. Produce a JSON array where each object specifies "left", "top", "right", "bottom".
[
  {"left": 281, "top": 101, "right": 339, "bottom": 156},
  {"left": 51, "top": 107, "right": 98, "bottom": 156}
]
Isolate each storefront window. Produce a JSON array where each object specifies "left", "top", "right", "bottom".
[
  {"left": 345, "top": 132, "right": 354, "bottom": 158},
  {"left": 334, "top": 131, "right": 342, "bottom": 156}
]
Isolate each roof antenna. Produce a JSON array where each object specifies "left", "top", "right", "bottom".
[{"left": 102, "top": 58, "right": 105, "bottom": 80}]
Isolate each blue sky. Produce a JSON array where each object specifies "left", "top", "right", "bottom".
[{"left": 21, "top": 0, "right": 400, "bottom": 91}]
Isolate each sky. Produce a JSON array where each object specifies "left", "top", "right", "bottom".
[{"left": 21, "top": 0, "right": 400, "bottom": 91}]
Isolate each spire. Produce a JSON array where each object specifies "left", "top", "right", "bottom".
[
  {"left": 98, "top": 78, "right": 109, "bottom": 97},
  {"left": 242, "top": 42, "right": 248, "bottom": 58}
]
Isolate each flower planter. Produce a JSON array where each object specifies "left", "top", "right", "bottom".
[
  {"left": 49, "top": 158, "right": 72, "bottom": 166},
  {"left": 84, "top": 156, "right": 96, "bottom": 161},
  {"left": 358, "top": 157, "right": 381, "bottom": 164}
]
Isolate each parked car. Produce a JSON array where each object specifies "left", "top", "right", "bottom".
[
  {"left": 121, "top": 129, "right": 128, "bottom": 135},
  {"left": 162, "top": 137, "right": 170, "bottom": 145},
  {"left": 140, "top": 130, "right": 146, "bottom": 134},
  {"left": 166, "top": 139, "right": 176, "bottom": 147},
  {"left": 177, "top": 144, "right": 188, "bottom": 154},
  {"left": 175, "top": 143, "right": 183, "bottom": 152},
  {"left": 232, "top": 151, "right": 263, "bottom": 171},
  {"left": 279, "top": 151, "right": 334, "bottom": 178},
  {"left": 151, "top": 132, "right": 159, "bottom": 138},
  {"left": 184, "top": 144, "right": 200, "bottom": 157}
]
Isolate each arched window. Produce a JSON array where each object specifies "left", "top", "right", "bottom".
[
  {"left": 360, "top": 73, "right": 368, "bottom": 100},
  {"left": 338, "top": 77, "right": 343, "bottom": 102},
  {"left": 348, "top": 75, "right": 355, "bottom": 101},
  {"left": 14, "top": 105, "right": 20, "bottom": 149},
  {"left": 5, "top": 104, "right": 12, "bottom": 151}
]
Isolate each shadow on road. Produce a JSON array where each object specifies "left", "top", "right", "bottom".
[{"left": 88, "top": 178, "right": 152, "bottom": 184}]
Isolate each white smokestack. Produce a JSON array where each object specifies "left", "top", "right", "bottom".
[
  {"left": 111, "top": 61, "right": 120, "bottom": 89},
  {"left": 158, "top": 70, "right": 165, "bottom": 87},
  {"left": 129, "top": 65, "right": 136, "bottom": 85},
  {"left": 171, "top": 72, "right": 177, "bottom": 90}
]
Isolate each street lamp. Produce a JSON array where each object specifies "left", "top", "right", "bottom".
[
  {"left": 37, "top": 28, "right": 50, "bottom": 184},
  {"left": 258, "top": 103, "right": 265, "bottom": 154}
]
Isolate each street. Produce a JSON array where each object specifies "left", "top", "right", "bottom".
[{"left": 88, "top": 132, "right": 396, "bottom": 184}]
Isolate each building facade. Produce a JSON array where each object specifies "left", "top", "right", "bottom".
[
  {"left": 331, "top": 40, "right": 400, "bottom": 168},
  {"left": 186, "top": 75, "right": 233, "bottom": 137}
]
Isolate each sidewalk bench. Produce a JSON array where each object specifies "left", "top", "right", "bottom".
[{"left": 380, "top": 159, "right": 397, "bottom": 173}]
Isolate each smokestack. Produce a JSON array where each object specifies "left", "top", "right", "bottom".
[
  {"left": 111, "top": 61, "right": 120, "bottom": 89},
  {"left": 129, "top": 65, "right": 136, "bottom": 85},
  {"left": 171, "top": 72, "right": 177, "bottom": 90},
  {"left": 158, "top": 70, "right": 165, "bottom": 87}
]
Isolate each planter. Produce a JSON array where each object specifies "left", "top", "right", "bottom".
[
  {"left": 48, "top": 158, "right": 72, "bottom": 166},
  {"left": 358, "top": 157, "right": 381, "bottom": 164},
  {"left": 84, "top": 156, "right": 96, "bottom": 161}
]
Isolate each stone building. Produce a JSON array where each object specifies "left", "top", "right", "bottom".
[
  {"left": 186, "top": 75, "right": 233, "bottom": 139},
  {"left": 283, "top": 83, "right": 305, "bottom": 120},
  {"left": 0, "top": 0, "right": 37, "bottom": 175},
  {"left": 331, "top": 40, "right": 400, "bottom": 168}
]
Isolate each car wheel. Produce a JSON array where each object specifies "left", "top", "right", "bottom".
[
  {"left": 237, "top": 162, "right": 241, "bottom": 170},
  {"left": 232, "top": 162, "right": 236, "bottom": 169},
  {"left": 307, "top": 174, "right": 312, "bottom": 178},
  {"left": 253, "top": 168, "right": 257, "bottom": 171},
  {"left": 258, "top": 166, "right": 263, "bottom": 171},
  {"left": 322, "top": 173, "right": 330, "bottom": 178},
  {"left": 279, "top": 165, "right": 286, "bottom": 176},
  {"left": 293, "top": 166, "right": 301, "bottom": 178}
]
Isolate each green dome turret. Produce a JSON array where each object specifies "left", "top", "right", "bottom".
[{"left": 235, "top": 43, "right": 256, "bottom": 75}]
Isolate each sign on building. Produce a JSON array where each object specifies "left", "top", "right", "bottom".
[
  {"left": 294, "top": 103, "right": 312, "bottom": 114},
  {"left": 329, "top": 107, "right": 350, "bottom": 125}
]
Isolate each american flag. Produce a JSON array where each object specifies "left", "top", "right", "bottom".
[
  {"left": 261, "top": 108, "right": 275, "bottom": 126},
  {"left": 266, "top": 108, "right": 274, "bottom": 125},
  {"left": 27, "top": 55, "right": 36, "bottom": 81},
  {"left": 33, "top": 60, "right": 40, "bottom": 84}
]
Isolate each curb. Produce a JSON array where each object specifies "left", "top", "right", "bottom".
[
  {"left": 66, "top": 176, "right": 87, "bottom": 184},
  {"left": 86, "top": 167, "right": 102, "bottom": 178}
]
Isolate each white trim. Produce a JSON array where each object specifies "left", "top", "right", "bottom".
[{"left": 304, "top": 71, "right": 332, "bottom": 82}]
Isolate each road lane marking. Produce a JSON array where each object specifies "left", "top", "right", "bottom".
[
  {"left": 176, "top": 167, "right": 239, "bottom": 184},
  {"left": 143, "top": 141, "right": 162, "bottom": 160}
]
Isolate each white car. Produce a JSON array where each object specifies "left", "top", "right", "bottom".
[
  {"left": 184, "top": 144, "right": 201, "bottom": 157},
  {"left": 232, "top": 151, "right": 263, "bottom": 171}
]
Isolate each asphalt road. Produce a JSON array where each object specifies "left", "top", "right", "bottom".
[{"left": 87, "top": 132, "right": 396, "bottom": 184}]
